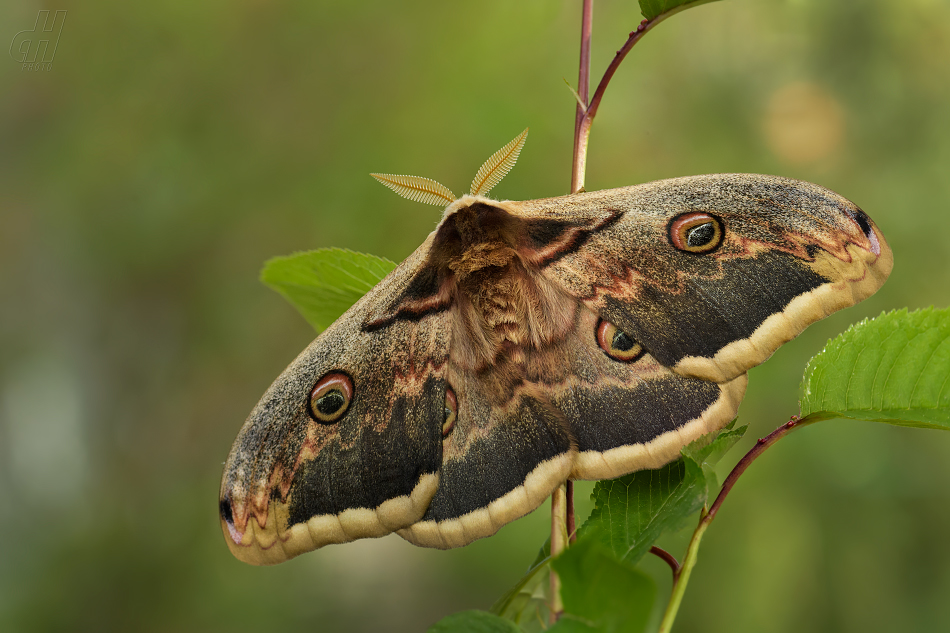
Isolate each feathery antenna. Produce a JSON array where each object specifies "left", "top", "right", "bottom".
[
  {"left": 369, "top": 174, "right": 457, "bottom": 206},
  {"left": 371, "top": 128, "right": 528, "bottom": 206},
  {"left": 469, "top": 128, "right": 528, "bottom": 197}
]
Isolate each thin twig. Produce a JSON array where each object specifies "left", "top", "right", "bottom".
[
  {"left": 551, "top": 2, "right": 593, "bottom": 618},
  {"left": 549, "top": 484, "right": 568, "bottom": 623},
  {"left": 657, "top": 415, "right": 817, "bottom": 633},
  {"left": 585, "top": 19, "right": 648, "bottom": 125},
  {"left": 570, "top": 0, "right": 594, "bottom": 193},
  {"left": 706, "top": 416, "right": 810, "bottom": 522},
  {"left": 572, "top": 0, "right": 720, "bottom": 194},
  {"left": 566, "top": 480, "right": 576, "bottom": 543},
  {"left": 563, "top": 2, "right": 737, "bottom": 628},
  {"left": 650, "top": 546, "right": 682, "bottom": 582}
]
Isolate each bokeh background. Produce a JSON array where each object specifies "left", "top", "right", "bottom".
[{"left": 3, "top": 0, "right": 950, "bottom": 631}]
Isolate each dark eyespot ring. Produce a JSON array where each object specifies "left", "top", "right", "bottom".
[
  {"left": 443, "top": 387, "right": 457, "bottom": 438},
  {"left": 669, "top": 213, "right": 723, "bottom": 253},
  {"left": 308, "top": 372, "right": 353, "bottom": 424},
  {"left": 596, "top": 319, "right": 644, "bottom": 362}
]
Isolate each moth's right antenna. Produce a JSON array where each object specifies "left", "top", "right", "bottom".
[{"left": 469, "top": 128, "right": 528, "bottom": 197}]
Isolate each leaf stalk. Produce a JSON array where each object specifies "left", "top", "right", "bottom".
[{"left": 649, "top": 546, "right": 682, "bottom": 581}]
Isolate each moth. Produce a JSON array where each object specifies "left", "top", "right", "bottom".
[{"left": 220, "top": 130, "right": 892, "bottom": 565}]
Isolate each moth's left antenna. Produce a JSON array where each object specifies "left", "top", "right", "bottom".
[{"left": 369, "top": 174, "right": 457, "bottom": 206}]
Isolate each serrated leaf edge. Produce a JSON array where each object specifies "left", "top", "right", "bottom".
[{"left": 799, "top": 307, "right": 950, "bottom": 425}]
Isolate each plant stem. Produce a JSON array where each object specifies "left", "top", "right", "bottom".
[
  {"left": 657, "top": 512, "right": 708, "bottom": 633},
  {"left": 563, "top": 0, "right": 594, "bottom": 537},
  {"left": 571, "top": 0, "right": 720, "bottom": 194},
  {"left": 706, "top": 417, "right": 811, "bottom": 521},
  {"left": 549, "top": 483, "right": 568, "bottom": 623},
  {"left": 551, "top": 1, "right": 594, "bottom": 619},
  {"left": 570, "top": 0, "right": 594, "bottom": 193},
  {"left": 657, "top": 415, "right": 816, "bottom": 632},
  {"left": 559, "top": 1, "right": 725, "bottom": 625},
  {"left": 566, "top": 479, "right": 576, "bottom": 543},
  {"left": 650, "top": 546, "right": 682, "bottom": 582}
]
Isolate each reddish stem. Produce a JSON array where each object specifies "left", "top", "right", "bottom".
[
  {"left": 570, "top": 0, "right": 594, "bottom": 193},
  {"left": 585, "top": 19, "right": 653, "bottom": 123},
  {"left": 705, "top": 416, "right": 809, "bottom": 525},
  {"left": 571, "top": 16, "right": 656, "bottom": 193},
  {"left": 561, "top": 0, "right": 593, "bottom": 557},
  {"left": 650, "top": 545, "right": 682, "bottom": 582},
  {"left": 571, "top": 0, "right": 718, "bottom": 193},
  {"left": 657, "top": 415, "right": 816, "bottom": 633}
]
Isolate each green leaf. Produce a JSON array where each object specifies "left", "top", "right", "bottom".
[
  {"left": 260, "top": 248, "right": 396, "bottom": 333},
  {"left": 580, "top": 459, "right": 705, "bottom": 564},
  {"left": 638, "top": 0, "right": 722, "bottom": 22},
  {"left": 682, "top": 419, "right": 748, "bottom": 493},
  {"left": 550, "top": 537, "right": 656, "bottom": 633},
  {"left": 546, "top": 621, "right": 598, "bottom": 633},
  {"left": 490, "top": 542, "right": 550, "bottom": 629},
  {"left": 579, "top": 423, "right": 746, "bottom": 563},
  {"left": 800, "top": 307, "right": 950, "bottom": 429},
  {"left": 428, "top": 610, "right": 524, "bottom": 633}
]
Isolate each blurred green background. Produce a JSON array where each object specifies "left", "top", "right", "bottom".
[{"left": 3, "top": 0, "right": 950, "bottom": 631}]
